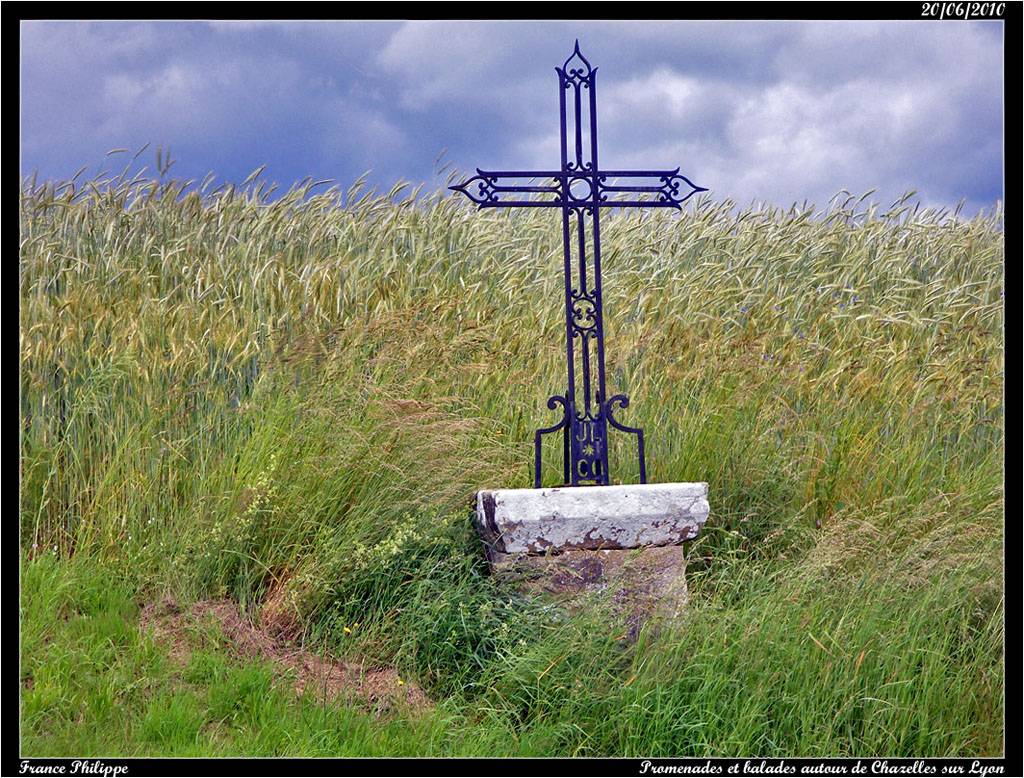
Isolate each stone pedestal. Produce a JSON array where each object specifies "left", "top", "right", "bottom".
[
  {"left": 489, "top": 545, "right": 691, "bottom": 640},
  {"left": 473, "top": 483, "right": 710, "bottom": 638}
]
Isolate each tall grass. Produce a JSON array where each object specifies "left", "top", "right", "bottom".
[{"left": 19, "top": 163, "right": 1003, "bottom": 756}]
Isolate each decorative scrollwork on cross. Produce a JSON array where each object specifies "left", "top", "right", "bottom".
[
  {"left": 571, "top": 294, "right": 597, "bottom": 330},
  {"left": 595, "top": 169, "right": 707, "bottom": 208},
  {"left": 660, "top": 172, "right": 706, "bottom": 206},
  {"left": 450, "top": 170, "right": 562, "bottom": 206},
  {"left": 448, "top": 172, "right": 499, "bottom": 205},
  {"left": 559, "top": 40, "right": 594, "bottom": 86},
  {"left": 450, "top": 41, "right": 708, "bottom": 488}
]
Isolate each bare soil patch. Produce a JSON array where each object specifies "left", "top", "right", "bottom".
[{"left": 140, "top": 596, "right": 431, "bottom": 716}]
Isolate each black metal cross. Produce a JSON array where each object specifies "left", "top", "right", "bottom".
[{"left": 450, "top": 41, "right": 707, "bottom": 488}]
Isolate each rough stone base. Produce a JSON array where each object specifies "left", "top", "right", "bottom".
[{"left": 487, "top": 545, "right": 690, "bottom": 641}]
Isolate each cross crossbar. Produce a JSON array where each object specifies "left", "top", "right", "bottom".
[{"left": 450, "top": 169, "right": 706, "bottom": 209}]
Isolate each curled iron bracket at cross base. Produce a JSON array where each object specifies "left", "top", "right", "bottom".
[
  {"left": 605, "top": 394, "right": 647, "bottom": 485},
  {"left": 534, "top": 395, "right": 570, "bottom": 488}
]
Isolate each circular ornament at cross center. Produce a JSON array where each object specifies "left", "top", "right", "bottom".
[{"left": 568, "top": 177, "right": 593, "bottom": 201}]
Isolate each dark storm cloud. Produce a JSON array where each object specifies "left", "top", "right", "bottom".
[{"left": 20, "top": 20, "right": 1003, "bottom": 214}]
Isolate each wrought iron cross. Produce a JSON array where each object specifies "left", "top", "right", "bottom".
[{"left": 451, "top": 41, "right": 707, "bottom": 488}]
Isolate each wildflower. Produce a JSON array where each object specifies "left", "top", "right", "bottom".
[{"left": 343, "top": 626, "right": 352, "bottom": 634}]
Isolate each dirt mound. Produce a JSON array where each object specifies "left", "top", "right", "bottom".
[{"left": 140, "top": 596, "right": 431, "bottom": 716}]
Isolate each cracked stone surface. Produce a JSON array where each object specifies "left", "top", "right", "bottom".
[
  {"left": 474, "top": 482, "right": 710, "bottom": 554},
  {"left": 488, "top": 545, "right": 691, "bottom": 641}
]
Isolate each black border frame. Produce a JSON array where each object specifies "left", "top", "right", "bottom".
[{"left": 8, "top": 3, "right": 1017, "bottom": 776}]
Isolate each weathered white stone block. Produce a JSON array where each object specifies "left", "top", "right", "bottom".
[{"left": 474, "top": 482, "right": 710, "bottom": 555}]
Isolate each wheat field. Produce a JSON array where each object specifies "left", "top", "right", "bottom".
[{"left": 19, "top": 162, "right": 1004, "bottom": 757}]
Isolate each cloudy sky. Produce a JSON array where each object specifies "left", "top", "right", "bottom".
[{"left": 20, "top": 20, "right": 1005, "bottom": 214}]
